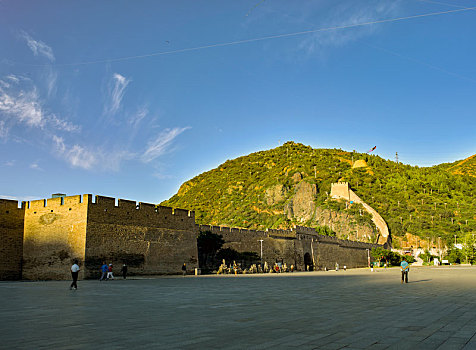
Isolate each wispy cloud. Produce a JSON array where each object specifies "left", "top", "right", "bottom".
[
  {"left": 52, "top": 135, "right": 133, "bottom": 171},
  {"left": 141, "top": 127, "right": 191, "bottom": 163},
  {"left": 152, "top": 172, "right": 174, "bottom": 180},
  {"left": 49, "top": 114, "right": 81, "bottom": 132},
  {"left": 20, "top": 31, "right": 55, "bottom": 62},
  {"left": 6, "top": 75, "right": 20, "bottom": 83},
  {"left": 104, "top": 73, "right": 131, "bottom": 115},
  {"left": 0, "top": 84, "right": 44, "bottom": 127},
  {"left": 297, "top": 1, "right": 402, "bottom": 56},
  {"left": 29, "top": 162, "right": 43, "bottom": 171},
  {"left": 0, "top": 75, "right": 80, "bottom": 136},
  {"left": 0, "top": 194, "right": 40, "bottom": 202},
  {"left": 129, "top": 106, "right": 148, "bottom": 128},
  {"left": 53, "top": 135, "right": 96, "bottom": 169},
  {"left": 45, "top": 68, "right": 58, "bottom": 97},
  {"left": 0, "top": 120, "right": 8, "bottom": 140}
]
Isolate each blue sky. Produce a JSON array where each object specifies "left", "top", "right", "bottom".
[{"left": 1, "top": 0, "right": 475, "bottom": 203}]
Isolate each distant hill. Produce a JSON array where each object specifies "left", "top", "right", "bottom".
[
  {"left": 447, "top": 154, "right": 476, "bottom": 177},
  {"left": 162, "top": 142, "right": 476, "bottom": 247}
]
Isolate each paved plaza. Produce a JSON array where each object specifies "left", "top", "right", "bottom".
[{"left": 2, "top": 266, "right": 476, "bottom": 349}]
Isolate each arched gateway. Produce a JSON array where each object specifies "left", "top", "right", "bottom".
[{"left": 304, "top": 252, "right": 314, "bottom": 271}]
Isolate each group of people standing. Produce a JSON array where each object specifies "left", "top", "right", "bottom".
[
  {"left": 70, "top": 261, "right": 129, "bottom": 290},
  {"left": 100, "top": 262, "right": 128, "bottom": 281}
]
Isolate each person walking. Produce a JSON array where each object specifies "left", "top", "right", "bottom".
[
  {"left": 70, "top": 260, "right": 80, "bottom": 290},
  {"left": 182, "top": 263, "right": 187, "bottom": 276},
  {"left": 107, "top": 264, "right": 114, "bottom": 280},
  {"left": 100, "top": 262, "right": 108, "bottom": 281},
  {"left": 120, "top": 264, "right": 128, "bottom": 279},
  {"left": 401, "top": 258, "right": 410, "bottom": 283}
]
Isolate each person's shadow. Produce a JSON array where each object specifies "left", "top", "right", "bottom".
[{"left": 407, "top": 279, "right": 432, "bottom": 283}]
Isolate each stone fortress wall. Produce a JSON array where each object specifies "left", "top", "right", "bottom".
[
  {"left": 23, "top": 195, "right": 88, "bottom": 280},
  {"left": 84, "top": 195, "right": 198, "bottom": 279},
  {"left": 1, "top": 192, "right": 382, "bottom": 280},
  {"left": 198, "top": 224, "right": 379, "bottom": 270},
  {"left": 0, "top": 199, "right": 25, "bottom": 280},
  {"left": 331, "top": 182, "right": 390, "bottom": 246},
  {"left": 11, "top": 194, "right": 199, "bottom": 280}
]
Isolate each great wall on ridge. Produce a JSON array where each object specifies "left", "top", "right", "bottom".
[{"left": 0, "top": 182, "right": 389, "bottom": 280}]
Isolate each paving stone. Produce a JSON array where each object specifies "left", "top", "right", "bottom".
[{"left": 2, "top": 266, "right": 476, "bottom": 349}]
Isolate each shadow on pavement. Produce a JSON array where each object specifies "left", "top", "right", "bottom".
[{"left": 408, "top": 279, "right": 432, "bottom": 283}]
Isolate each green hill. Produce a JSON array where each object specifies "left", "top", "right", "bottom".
[
  {"left": 446, "top": 154, "right": 476, "bottom": 177},
  {"left": 162, "top": 142, "right": 476, "bottom": 247}
]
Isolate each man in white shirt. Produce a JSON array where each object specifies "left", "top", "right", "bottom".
[{"left": 70, "top": 260, "right": 80, "bottom": 290}]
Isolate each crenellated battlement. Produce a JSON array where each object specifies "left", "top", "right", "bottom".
[
  {"left": 25, "top": 194, "right": 88, "bottom": 210},
  {"left": 117, "top": 199, "right": 136, "bottom": 210},
  {"left": 0, "top": 199, "right": 26, "bottom": 211},
  {"left": 94, "top": 195, "right": 115, "bottom": 207},
  {"left": 197, "top": 222, "right": 380, "bottom": 251},
  {"left": 293, "top": 225, "right": 317, "bottom": 235},
  {"left": 173, "top": 208, "right": 194, "bottom": 220},
  {"left": 315, "top": 234, "right": 378, "bottom": 249},
  {"left": 21, "top": 194, "right": 197, "bottom": 231}
]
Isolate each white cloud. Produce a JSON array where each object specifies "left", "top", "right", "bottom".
[
  {"left": 129, "top": 106, "right": 148, "bottom": 127},
  {"left": 52, "top": 135, "right": 66, "bottom": 153},
  {"left": 141, "top": 127, "right": 191, "bottom": 163},
  {"left": 152, "top": 172, "right": 174, "bottom": 180},
  {"left": 29, "top": 162, "right": 43, "bottom": 171},
  {"left": 0, "top": 85, "right": 44, "bottom": 127},
  {"left": 0, "top": 80, "right": 10, "bottom": 89},
  {"left": 6, "top": 75, "right": 20, "bottom": 83},
  {"left": 21, "top": 31, "right": 55, "bottom": 62},
  {"left": 0, "top": 120, "right": 8, "bottom": 139},
  {"left": 297, "top": 1, "right": 402, "bottom": 56},
  {"left": 4, "top": 160, "right": 15, "bottom": 166},
  {"left": 104, "top": 73, "right": 131, "bottom": 115},
  {"left": 65, "top": 145, "right": 97, "bottom": 169},
  {"left": 49, "top": 114, "right": 81, "bottom": 132},
  {"left": 0, "top": 194, "right": 39, "bottom": 202},
  {"left": 53, "top": 136, "right": 96, "bottom": 170},
  {"left": 0, "top": 75, "right": 80, "bottom": 136},
  {"left": 52, "top": 135, "right": 133, "bottom": 171},
  {"left": 45, "top": 68, "right": 58, "bottom": 97}
]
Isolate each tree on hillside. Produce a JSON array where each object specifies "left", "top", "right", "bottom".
[
  {"left": 462, "top": 233, "right": 476, "bottom": 264},
  {"left": 371, "top": 247, "right": 391, "bottom": 265},
  {"left": 197, "top": 231, "right": 224, "bottom": 271}
]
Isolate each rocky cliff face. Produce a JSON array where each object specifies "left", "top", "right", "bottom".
[
  {"left": 265, "top": 184, "right": 288, "bottom": 206},
  {"left": 312, "top": 207, "right": 377, "bottom": 242},
  {"left": 265, "top": 173, "right": 378, "bottom": 243},
  {"left": 285, "top": 180, "right": 317, "bottom": 222}
]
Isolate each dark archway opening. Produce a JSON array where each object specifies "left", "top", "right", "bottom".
[{"left": 304, "top": 253, "right": 314, "bottom": 271}]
